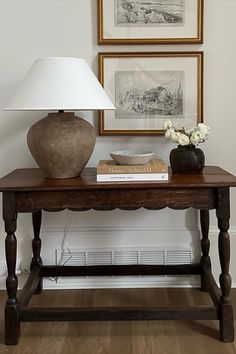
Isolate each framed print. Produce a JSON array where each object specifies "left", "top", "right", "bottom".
[
  {"left": 98, "top": 52, "right": 203, "bottom": 136},
  {"left": 98, "top": 0, "right": 204, "bottom": 45}
]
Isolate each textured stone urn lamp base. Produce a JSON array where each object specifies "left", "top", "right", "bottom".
[
  {"left": 5, "top": 57, "right": 115, "bottom": 178},
  {"left": 27, "top": 112, "right": 96, "bottom": 179}
]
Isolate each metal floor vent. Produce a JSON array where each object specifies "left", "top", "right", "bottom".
[
  {"left": 56, "top": 247, "right": 192, "bottom": 267},
  {"left": 53, "top": 247, "right": 195, "bottom": 287}
]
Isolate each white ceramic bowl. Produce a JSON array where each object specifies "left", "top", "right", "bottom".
[{"left": 110, "top": 150, "right": 155, "bottom": 165}]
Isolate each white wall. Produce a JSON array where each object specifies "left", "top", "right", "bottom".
[{"left": 0, "top": 0, "right": 236, "bottom": 288}]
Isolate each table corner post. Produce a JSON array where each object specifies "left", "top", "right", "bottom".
[
  {"left": 3, "top": 191, "right": 20, "bottom": 345},
  {"left": 200, "top": 209, "right": 210, "bottom": 292},
  {"left": 216, "top": 187, "right": 234, "bottom": 342},
  {"left": 31, "top": 209, "right": 43, "bottom": 294}
]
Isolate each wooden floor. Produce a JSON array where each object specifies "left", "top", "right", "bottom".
[{"left": 0, "top": 288, "right": 236, "bottom": 354}]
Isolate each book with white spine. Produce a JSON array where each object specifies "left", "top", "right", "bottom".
[
  {"left": 97, "top": 173, "right": 168, "bottom": 182},
  {"left": 97, "top": 159, "right": 168, "bottom": 182}
]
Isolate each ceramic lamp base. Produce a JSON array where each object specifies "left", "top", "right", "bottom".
[{"left": 27, "top": 112, "right": 96, "bottom": 178}]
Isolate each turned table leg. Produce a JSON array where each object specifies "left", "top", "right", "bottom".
[
  {"left": 3, "top": 192, "right": 20, "bottom": 345},
  {"left": 217, "top": 187, "right": 234, "bottom": 342},
  {"left": 30, "top": 210, "right": 43, "bottom": 294},
  {"left": 200, "top": 209, "right": 210, "bottom": 291}
]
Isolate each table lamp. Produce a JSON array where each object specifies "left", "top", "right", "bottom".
[{"left": 5, "top": 57, "right": 115, "bottom": 179}]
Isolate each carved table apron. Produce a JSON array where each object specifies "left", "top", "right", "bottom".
[{"left": 0, "top": 166, "right": 236, "bottom": 345}]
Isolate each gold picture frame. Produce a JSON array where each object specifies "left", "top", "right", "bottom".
[
  {"left": 98, "top": 0, "right": 204, "bottom": 45},
  {"left": 98, "top": 51, "right": 203, "bottom": 136}
]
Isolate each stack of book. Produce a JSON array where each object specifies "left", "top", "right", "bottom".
[{"left": 97, "top": 159, "right": 168, "bottom": 182}]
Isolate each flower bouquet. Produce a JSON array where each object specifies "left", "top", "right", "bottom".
[{"left": 163, "top": 120, "right": 209, "bottom": 146}]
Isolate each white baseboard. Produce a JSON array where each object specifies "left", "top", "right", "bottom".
[{"left": 1, "top": 274, "right": 236, "bottom": 291}]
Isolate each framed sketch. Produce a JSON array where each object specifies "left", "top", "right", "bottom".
[
  {"left": 98, "top": 0, "right": 204, "bottom": 45},
  {"left": 98, "top": 52, "right": 203, "bottom": 136}
]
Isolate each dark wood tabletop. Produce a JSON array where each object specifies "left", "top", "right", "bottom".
[
  {"left": 0, "top": 166, "right": 236, "bottom": 191},
  {"left": 1, "top": 166, "right": 236, "bottom": 345}
]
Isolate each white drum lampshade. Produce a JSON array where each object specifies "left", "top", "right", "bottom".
[{"left": 5, "top": 57, "right": 115, "bottom": 178}]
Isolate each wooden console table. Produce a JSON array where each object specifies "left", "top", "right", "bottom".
[{"left": 0, "top": 166, "right": 236, "bottom": 345}]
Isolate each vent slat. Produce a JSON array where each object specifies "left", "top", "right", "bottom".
[
  {"left": 87, "top": 252, "right": 112, "bottom": 266},
  {"left": 56, "top": 248, "right": 192, "bottom": 267},
  {"left": 114, "top": 250, "right": 138, "bottom": 265},
  {"left": 140, "top": 250, "right": 165, "bottom": 265}
]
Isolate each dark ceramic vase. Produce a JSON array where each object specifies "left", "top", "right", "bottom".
[{"left": 170, "top": 145, "right": 205, "bottom": 174}]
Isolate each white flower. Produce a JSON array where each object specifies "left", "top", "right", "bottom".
[
  {"left": 198, "top": 130, "right": 207, "bottom": 140},
  {"left": 163, "top": 119, "right": 172, "bottom": 130},
  {"left": 190, "top": 131, "right": 201, "bottom": 145},
  {"left": 178, "top": 134, "right": 190, "bottom": 146},
  {"left": 170, "top": 131, "right": 180, "bottom": 143},
  {"left": 165, "top": 128, "right": 174, "bottom": 140},
  {"left": 196, "top": 124, "right": 209, "bottom": 142},
  {"left": 198, "top": 123, "right": 209, "bottom": 135}
]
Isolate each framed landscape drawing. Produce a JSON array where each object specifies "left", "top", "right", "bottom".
[
  {"left": 98, "top": 0, "right": 204, "bottom": 44},
  {"left": 98, "top": 52, "right": 203, "bottom": 136}
]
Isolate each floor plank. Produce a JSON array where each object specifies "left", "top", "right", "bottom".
[{"left": 0, "top": 288, "right": 236, "bottom": 354}]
